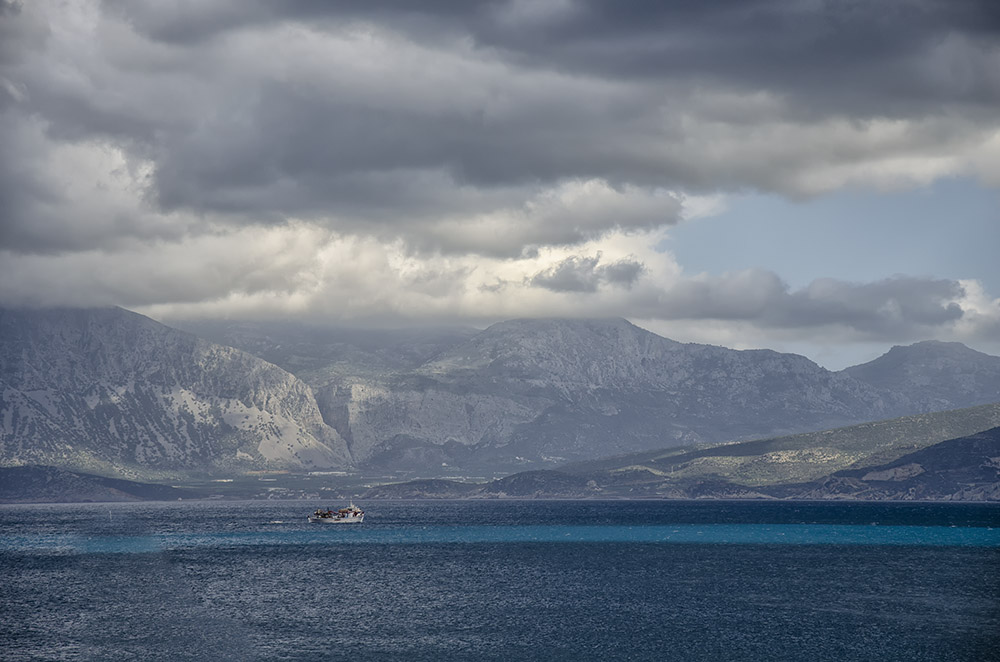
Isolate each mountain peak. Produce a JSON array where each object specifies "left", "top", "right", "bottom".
[
  {"left": 484, "top": 316, "right": 640, "bottom": 335},
  {"left": 843, "top": 340, "right": 1000, "bottom": 409},
  {"left": 886, "top": 339, "right": 984, "bottom": 356},
  {"left": 861, "top": 340, "right": 998, "bottom": 370},
  {"left": 420, "top": 316, "right": 677, "bottom": 379}
]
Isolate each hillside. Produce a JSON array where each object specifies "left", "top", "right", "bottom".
[
  {"left": 0, "top": 465, "right": 201, "bottom": 503},
  {"left": 365, "top": 410, "right": 1000, "bottom": 502},
  {"left": 779, "top": 427, "right": 1000, "bottom": 501},
  {"left": 0, "top": 307, "right": 351, "bottom": 478},
  {"left": 561, "top": 402, "right": 1000, "bottom": 488}
]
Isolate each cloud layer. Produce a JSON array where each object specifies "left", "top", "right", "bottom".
[{"left": 1, "top": 0, "right": 998, "bottom": 360}]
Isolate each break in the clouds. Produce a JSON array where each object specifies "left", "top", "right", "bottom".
[{"left": 1, "top": 0, "right": 998, "bottom": 363}]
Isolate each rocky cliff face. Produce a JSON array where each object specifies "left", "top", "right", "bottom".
[{"left": 0, "top": 308, "right": 350, "bottom": 476}]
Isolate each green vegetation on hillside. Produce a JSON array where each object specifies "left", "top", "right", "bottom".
[{"left": 563, "top": 402, "right": 1000, "bottom": 489}]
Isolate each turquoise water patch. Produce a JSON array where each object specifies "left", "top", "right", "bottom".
[{"left": 4, "top": 523, "right": 999, "bottom": 554}]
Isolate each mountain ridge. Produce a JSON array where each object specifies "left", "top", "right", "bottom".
[
  {"left": 5, "top": 307, "right": 1000, "bottom": 478},
  {"left": 309, "top": 316, "right": 986, "bottom": 471}
]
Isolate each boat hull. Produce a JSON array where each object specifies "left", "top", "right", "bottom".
[{"left": 307, "top": 515, "right": 364, "bottom": 524}]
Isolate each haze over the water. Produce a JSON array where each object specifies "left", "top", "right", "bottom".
[{"left": 1, "top": 0, "right": 998, "bottom": 369}]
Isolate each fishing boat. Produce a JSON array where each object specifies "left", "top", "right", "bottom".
[{"left": 308, "top": 503, "right": 365, "bottom": 524}]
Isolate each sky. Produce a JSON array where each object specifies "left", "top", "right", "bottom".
[{"left": 1, "top": 0, "right": 998, "bottom": 369}]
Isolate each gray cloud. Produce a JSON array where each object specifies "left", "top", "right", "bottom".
[
  {"left": 0, "top": 0, "right": 997, "bottom": 361},
  {"left": 530, "top": 257, "right": 601, "bottom": 292},
  {"left": 3, "top": 0, "right": 997, "bottom": 257},
  {"left": 0, "top": 1, "right": 48, "bottom": 67},
  {"left": 0, "top": 223, "right": 330, "bottom": 308},
  {"left": 530, "top": 254, "right": 645, "bottom": 292},
  {"left": 599, "top": 258, "right": 645, "bottom": 289},
  {"left": 636, "top": 272, "right": 971, "bottom": 340},
  {"left": 105, "top": 0, "right": 1000, "bottom": 115},
  {"left": 775, "top": 277, "right": 966, "bottom": 332}
]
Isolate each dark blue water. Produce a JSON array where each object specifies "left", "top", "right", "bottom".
[{"left": 2, "top": 500, "right": 998, "bottom": 661}]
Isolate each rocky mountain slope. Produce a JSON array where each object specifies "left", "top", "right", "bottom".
[
  {"left": 0, "top": 307, "right": 350, "bottom": 477},
  {"left": 5, "top": 309, "right": 1000, "bottom": 478},
  {"left": 360, "top": 318, "right": 894, "bottom": 467},
  {"left": 841, "top": 341, "right": 1000, "bottom": 410},
  {"left": 174, "top": 319, "right": 477, "bottom": 384},
  {"left": 304, "top": 318, "right": 996, "bottom": 472}
]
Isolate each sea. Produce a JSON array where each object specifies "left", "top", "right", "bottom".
[{"left": 1, "top": 499, "right": 998, "bottom": 661}]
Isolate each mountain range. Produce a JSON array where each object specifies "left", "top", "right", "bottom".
[
  {"left": 174, "top": 315, "right": 1000, "bottom": 473},
  {"left": 7, "top": 405, "right": 998, "bottom": 503},
  {"left": 3, "top": 306, "right": 1000, "bottom": 479}
]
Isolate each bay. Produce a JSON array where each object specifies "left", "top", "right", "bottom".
[{"left": 1, "top": 500, "right": 998, "bottom": 661}]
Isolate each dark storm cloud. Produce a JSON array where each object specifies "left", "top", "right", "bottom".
[
  {"left": 1, "top": 0, "right": 998, "bottom": 352},
  {"left": 145, "top": 73, "right": 675, "bottom": 219},
  {"left": 99, "top": 0, "right": 480, "bottom": 45},
  {"left": 478, "top": 0, "right": 1000, "bottom": 114},
  {"left": 108, "top": 0, "right": 1000, "bottom": 113},
  {"left": 2, "top": 0, "right": 996, "bottom": 257},
  {"left": 1, "top": 1, "right": 679, "bottom": 253}
]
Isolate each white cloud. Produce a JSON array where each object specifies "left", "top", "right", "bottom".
[
  {"left": 0, "top": 222, "right": 330, "bottom": 308},
  {"left": 952, "top": 279, "right": 1000, "bottom": 343},
  {"left": 416, "top": 179, "right": 682, "bottom": 256}
]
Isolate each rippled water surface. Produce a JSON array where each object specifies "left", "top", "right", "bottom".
[{"left": 2, "top": 500, "right": 998, "bottom": 661}]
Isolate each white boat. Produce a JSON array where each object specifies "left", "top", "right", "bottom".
[{"left": 308, "top": 503, "right": 365, "bottom": 524}]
